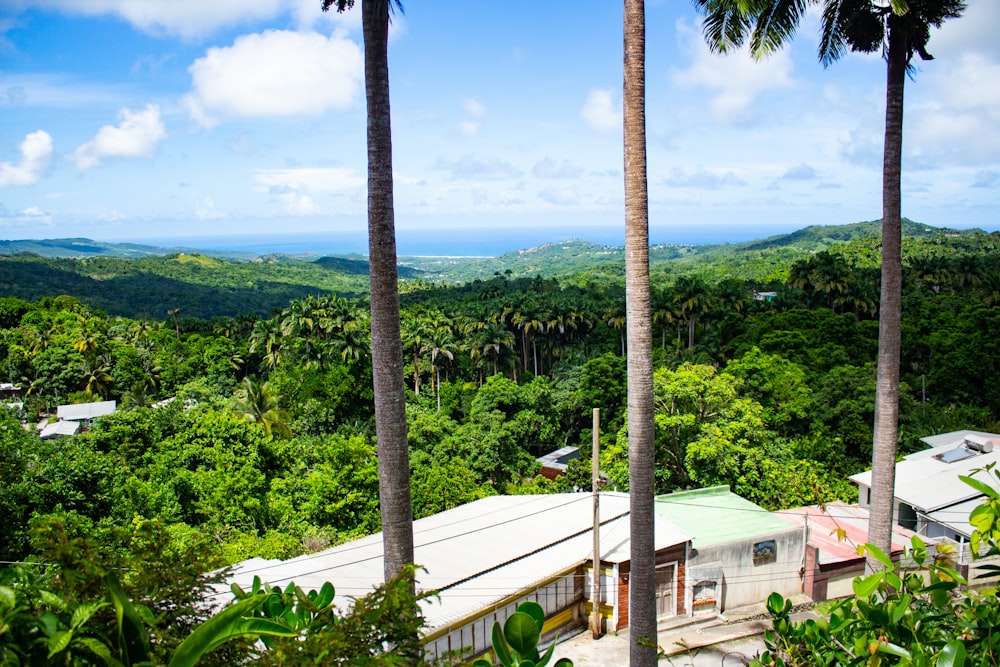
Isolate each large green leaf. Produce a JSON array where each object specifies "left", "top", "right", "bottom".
[
  {"left": 516, "top": 601, "right": 545, "bottom": 632},
  {"left": 504, "top": 612, "right": 541, "bottom": 657},
  {"left": 852, "top": 572, "right": 882, "bottom": 599},
  {"left": 864, "top": 544, "right": 893, "bottom": 568},
  {"left": 958, "top": 475, "right": 1000, "bottom": 500},
  {"left": 937, "top": 640, "right": 966, "bottom": 667},
  {"left": 103, "top": 573, "right": 150, "bottom": 667},
  {"left": 168, "top": 597, "right": 298, "bottom": 667},
  {"left": 492, "top": 621, "right": 514, "bottom": 666}
]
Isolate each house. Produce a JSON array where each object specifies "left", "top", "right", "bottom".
[
  {"left": 0, "top": 383, "right": 21, "bottom": 398},
  {"left": 40, "top": 420, "right": 82, "bottom": 440},
  {"left": 56, "top": 400, "right": 117, "bottom": 425},
  {"left": 219, "top": 493, "right": 692, "bottom": 661},
  {"left": 782, "top": 501, "right": 937, "bottom": 600},
  {"left": 849, "top": 430, "right": 1000, "bottom": 551},
  {"left": 536, "top": 446, "right": 580, "bottom": 480},
  {"left": 654, "top": 486, "right": 805, "bottom": 614}
]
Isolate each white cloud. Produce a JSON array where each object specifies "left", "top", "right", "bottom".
[
  {"left": 459, "top": 121, "right": 480, "bottom": 137},
  {"left": 183, "top": 30, "right": 362, "bottom": 127},
  {"left": 0, "top": 130, "right": 54, "bottom": 186},
  {"left": 0, "top": 202, "right": 51, "bottom": 227},
  {"left": 463, "top": 98, "right": 487, "bottom": 117},
  {"left": 670, "top": 19, "right": 793, "bottom": 123},
  {"left": 907, "top": 53, "right": 1000, "bottom": 166},
  {"left": 781, "top": 164, "right": 819, "bottom": 181},
  {"left": 533, "top": 157, "right": 583, "bottom": 180},
  {"left": 254, "top": 167, "right": 364, "bottom": 192},
  {"left": 924, "top": 0, "right": 1000, "bottom": 60},
  {"left": 580, "top": 88, "right": 620, "bottom": 132},
  {"left": 194, "top": 196, "right": 226, "bottom": 220},
  {"left": 275, "top": 190, "right": 319, "bottom": 215},
  {"left": 72, "top": 104, "right": 166, "bottom": 169},
  {"left": 662, "top": 167, "right": 746, "bottom": 190},
  {"left": 432, "top": 155, "right": 522, "bottom": 181},
  {"left": 11, "top": 0, "right": 285, "bottom": 39}
]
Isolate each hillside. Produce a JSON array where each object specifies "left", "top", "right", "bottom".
[{"left": 0, "top": 220, "right": 994, "bottom": 318}]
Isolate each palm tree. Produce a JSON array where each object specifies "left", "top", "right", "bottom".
[
  {"left": 673, "top": 275, "right": 713, "bottom": 349},
  {"left": 231, "top": 376, "right": 292, "bottom": 439},
  {"left": 324, "top": 0, "right": 413, "bottom": 585},
  {"left": 695, "top": 0, "right": 965, "bottom": 569},
  {"left": 624, "top": 0, "right": 656, "bottom": 663}
]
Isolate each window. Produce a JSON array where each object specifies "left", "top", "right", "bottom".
[{"left": 752, "top": 540, "right": 777, "bottom": 566}]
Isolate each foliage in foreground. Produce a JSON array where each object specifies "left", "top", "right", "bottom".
[
  {"left": 471, "top": 601, "right": 572, "bottom": 667},
  {"left": 0, "top": 562, "right": 439, "bottom": 666},
  {"left": 752, "top": 468, "right": 1000, "bottom": 667}
]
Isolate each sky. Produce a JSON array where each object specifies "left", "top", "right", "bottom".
[{"left": 0, "top": 0, "right": 998, "bottom": 253}]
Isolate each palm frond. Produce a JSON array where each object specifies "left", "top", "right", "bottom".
[
  {"left": 695, "top": 0, "right": 756, "bottom": 53},
  {"left": 750, "top": 0, "right": 809, "bottom": 58}
]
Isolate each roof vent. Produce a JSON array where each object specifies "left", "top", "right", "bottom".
[{"left": 965, "top": 435, "right": 994, "bottom": 453}]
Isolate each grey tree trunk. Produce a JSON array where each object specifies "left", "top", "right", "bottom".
[
  {"left": 867, "top": 15, "right": 906, "bottom": 571},
  {"left": 624, "top": 0, "right": 656, "bottom": 664},
  {"left": 363, "top": 0, "right": 414, "bottom": 584}
]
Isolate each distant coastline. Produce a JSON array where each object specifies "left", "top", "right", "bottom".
[{"left": 124, "top": 223, "right": 805, "bottom": 259}]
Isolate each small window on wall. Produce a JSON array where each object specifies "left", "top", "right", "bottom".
[{"left": 753, "top": 540, "right": 777, "bottom": 566}]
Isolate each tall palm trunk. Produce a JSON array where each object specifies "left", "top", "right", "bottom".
[
  {"left": 363, "top": 0, "right": 414, "bottom": 583},
  {"left": 624, "top": 0, "right": 656, "bottom": 664},
  {"left": 867, "top": 15, "right": 906, "bottom": 569}
]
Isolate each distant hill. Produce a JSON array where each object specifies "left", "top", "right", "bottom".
[
  {"left": 0, "top": 237, "right": 257, "bottom": 261},
  {"left": 2, "top": 220, "right": 994, "bottom": 317},
  {"left": 402, "top": 219, "right": 995, "bottom": 284}
]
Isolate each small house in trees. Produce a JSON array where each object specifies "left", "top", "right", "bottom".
[
  {"left": 850, "top": 429, "right": 1000, "bottom": 555},
  {"left": 56, "top": 400, "right": 116, "bottom": 426},
  {"left": 535, "top": 446, "right": 580, "bottom": 480},
  {"left": 41, "top": 400, "right": 117, "bottom": 439},
  {"left": 654, "top": 486, "right": 806, "bottom": 614},
  {"left": 219, "top": 493, "right": 691, "bottom": 661}
]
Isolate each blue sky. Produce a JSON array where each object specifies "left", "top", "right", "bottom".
[{"left": 0, "top": 0, "right": 997, "bottom": 251}]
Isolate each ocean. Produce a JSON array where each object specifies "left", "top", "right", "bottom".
[{"left": 149, "top": 223, "right": 800, "bottom": 258}]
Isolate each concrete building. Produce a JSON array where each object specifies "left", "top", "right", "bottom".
[
  {"left": 654, "top": 486, "right": 806, "bottom": 614},
  {"left": 219, "top": 493, "right": 691, "bottom": 661}
]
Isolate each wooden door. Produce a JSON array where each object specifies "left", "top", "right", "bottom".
[{"left": 655, "top": 564, "right": 675, "bottom": 618}]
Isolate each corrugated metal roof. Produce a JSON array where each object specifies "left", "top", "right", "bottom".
[
  {"left": 654, "top": 486, "right": 798, "bottom": 548},
  {"left": 56, "top": 401, "right": 116, "bottom": 421},
  {"left": 39, "top": 421, "right": 80, "bottom": 439},
  {"left": 850, "top": 437, "right": 1000, "bottom": 513},
  {"left": 923, "top": 497, "right": 985, "bottom": 539},
  {"left": 782, "top": 502, "right": 929, "bottom": 565},
  {"left": 219, "top": 493, "right": 691, "bottom": 631},
  {"left": 919, "top": 430, "right": 1000, "bottom": 450}
]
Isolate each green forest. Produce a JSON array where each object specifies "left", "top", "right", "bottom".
[{"left": 1, "top": 222, "right": 999, "bottom": 663}]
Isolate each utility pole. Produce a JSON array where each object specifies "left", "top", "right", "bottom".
[{"left": 591, "top": 408, "right": 602, "bottom": 638}]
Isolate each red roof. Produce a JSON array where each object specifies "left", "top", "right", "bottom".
[{"left": 782, "top": 502, "right": 933, "bottom": 565}]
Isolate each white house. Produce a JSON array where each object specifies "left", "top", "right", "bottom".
[{"left": 850, "top": 430, "right": 1000, "bottom": 546}]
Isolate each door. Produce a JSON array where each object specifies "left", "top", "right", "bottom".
[{"left": 655, "top": 564, "right": 675, "bottom": 618}]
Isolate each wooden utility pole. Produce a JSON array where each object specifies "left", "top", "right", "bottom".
[{"left": 591, "top": 408, "right": 602, "bottom": 638}]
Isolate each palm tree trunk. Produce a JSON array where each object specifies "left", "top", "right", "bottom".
[
  {"left": 624, "top": 0, "right": 656, "bottom": 664},
  {"left": 867, "top": 15, "right": 906, "bottom": 571},
  {"left": 363, "top": 0, "right": 413, "bottom": 584}
]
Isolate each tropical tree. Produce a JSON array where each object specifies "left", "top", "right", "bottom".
[
  {"left": 322, "top": 0, "right": 413, "bottom": 585},
  {"left": 231, "top": 376, "right": 292, "bottom": 439},
  {"left": 623, "top": 0, "right": 656, "bottom": 663},
  {"left": 694, "top": 0, "right": 966, "bottom": 568}
]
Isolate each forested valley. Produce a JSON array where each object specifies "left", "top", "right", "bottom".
[{"left": 1, "top": 222, "right": 999, "bottom": 658}]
